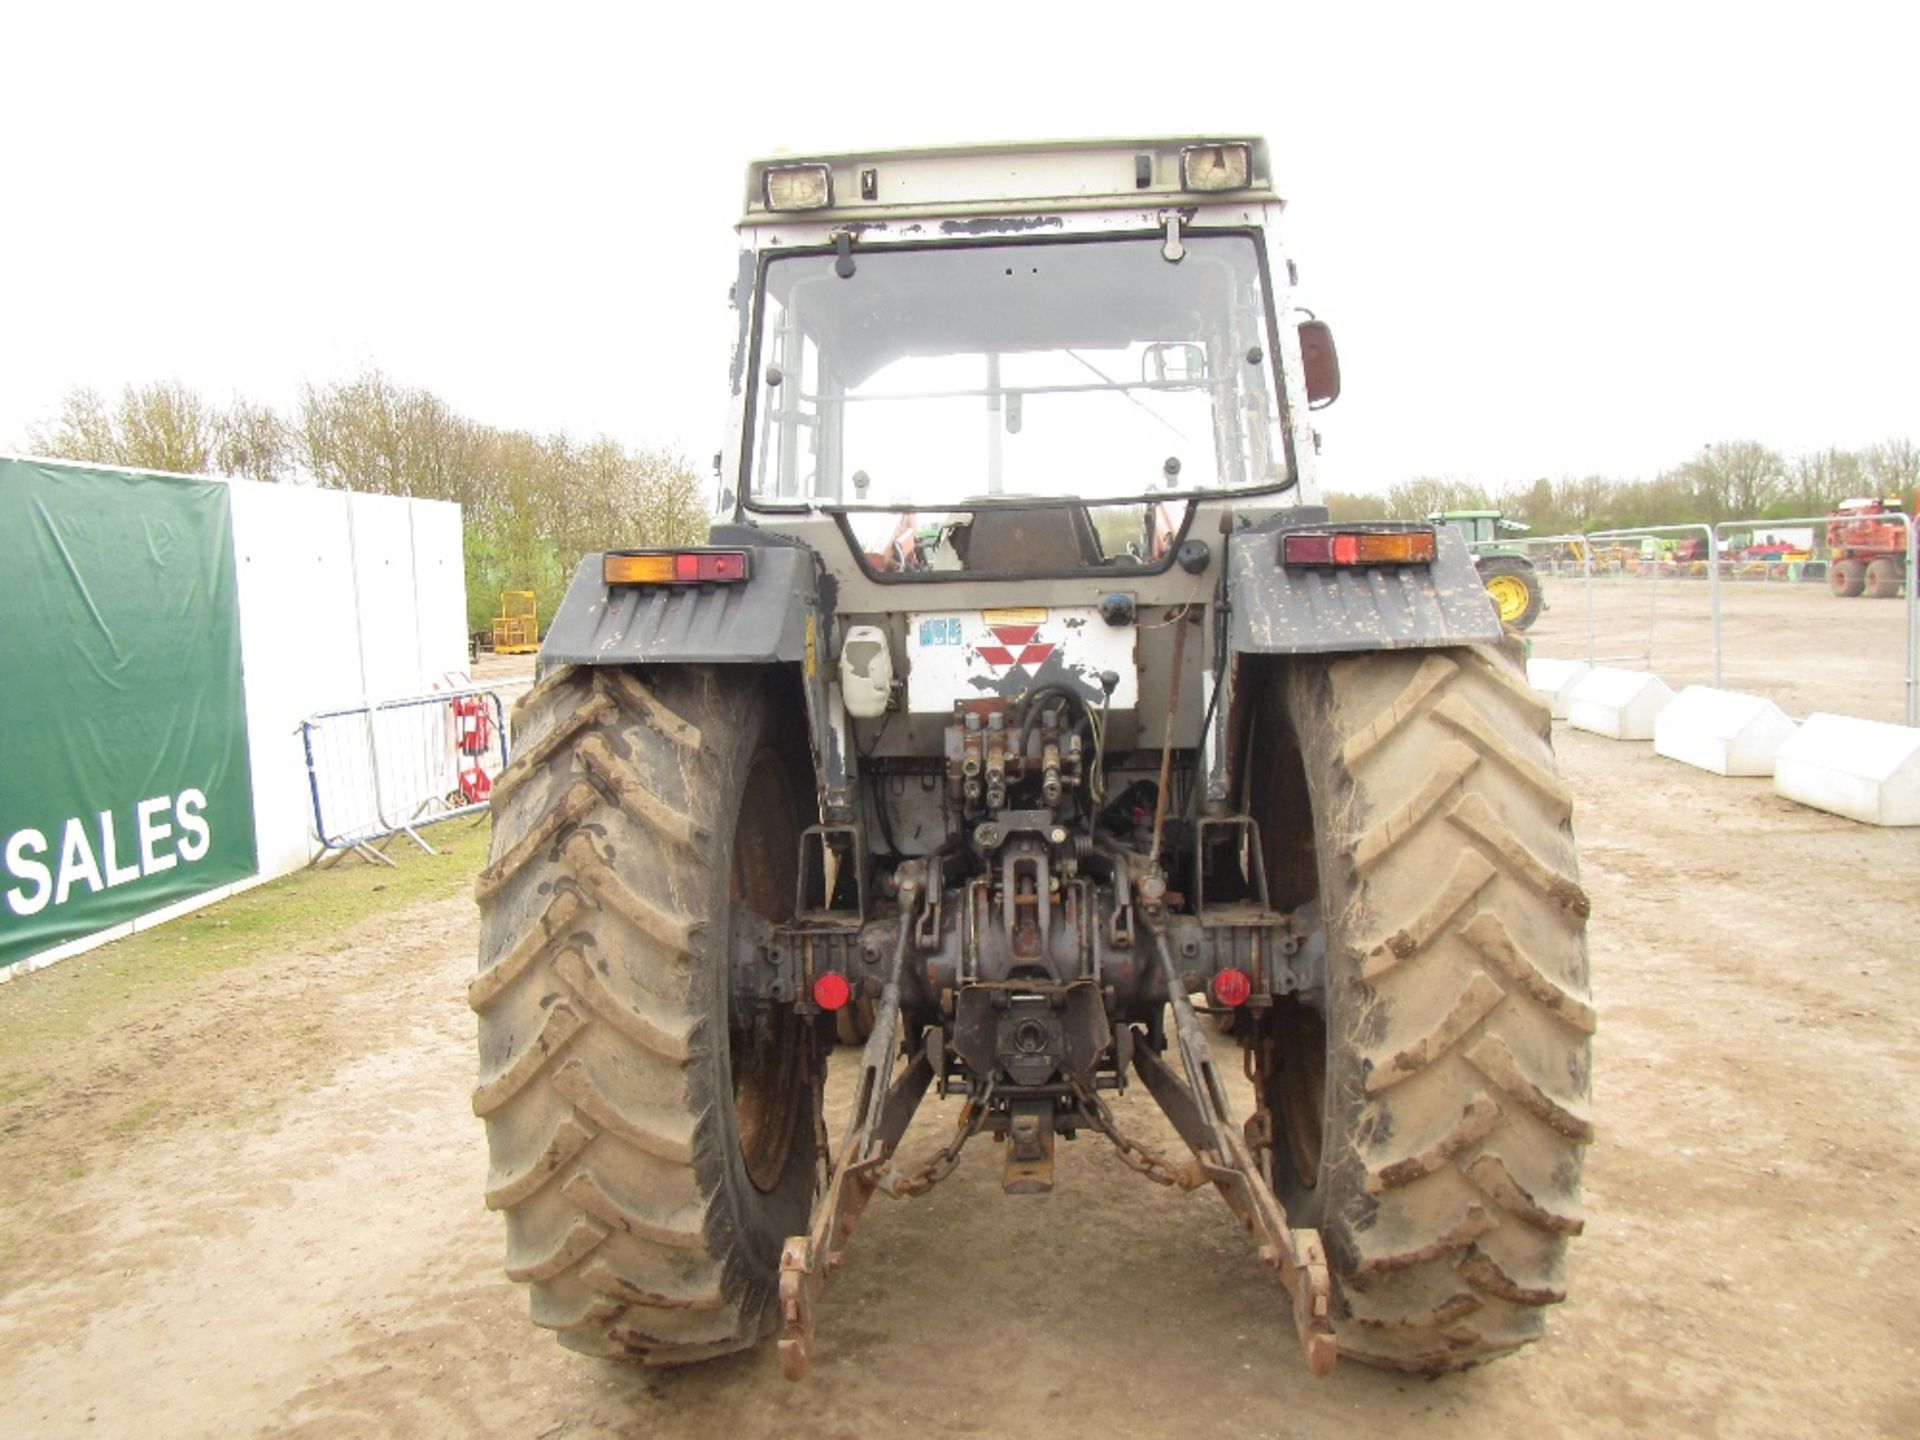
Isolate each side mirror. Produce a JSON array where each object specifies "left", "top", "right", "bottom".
[
  {"left": 1143, "top": 341, "right": 1207, "bottom": 387},
  {"left": 1298, "top": 319, "right": 1341, "bottom": 409}
]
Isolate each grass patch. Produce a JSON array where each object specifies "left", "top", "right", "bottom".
[{"left": 0, "top": 818, "right": 491, "bottom": 1063}]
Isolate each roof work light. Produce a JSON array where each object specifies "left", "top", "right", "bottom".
[
  {"left": 763, "top": 163, "right": 834, "bottom": 211},
  {"left": 1181, "top": 142, "right": 1252, "bottom": 192}
]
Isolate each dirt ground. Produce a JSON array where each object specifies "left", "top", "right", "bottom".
[
  {"left": 1523, "top": 570, "right": 1913, "bottom": 724},
  {"left": 3, "top": 694, "right": 1919, "bottom": 1437}
]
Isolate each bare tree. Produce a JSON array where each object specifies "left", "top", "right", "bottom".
[
  {"left": 1384, "top": 475, "right": 1493, "bottom": 519},
  {"left": 115, "top": 381, "right": 216, "bottom": 474},
  {"left": 25, "top": 387, "right": 120, "bottom": 464},
  {"left": 215, "top": 396, "right": 294, "bottom": 484},
  {"left": 1861, "top": 438, "right": 1920, "bottom": 497},
  {"left": 1783, "top": 447, "right": 1863, "bottom": 516},
  {"left": 1679, "top": 440, "right": 1785, "bottom": 523}
]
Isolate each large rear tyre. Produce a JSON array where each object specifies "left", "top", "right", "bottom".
[
  {"left": 1476, "top": 558, "right": 1544, "bottom": 630},
  {"left": 1830, "top": 558, "right": 1867, "bottom": 597},
  {"left": 1246, "top": 645, "right": 1593, "bottom": 1372},
  {"left": 471, "top": 664, "right": 816, "bottom": 1363},
  {"left": 1865, "top": 558, "right": 1904, "bottom": 599}
]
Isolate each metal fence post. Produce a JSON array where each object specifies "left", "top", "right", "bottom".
[
  {"left": 1906, "top": 511, "right": 1918, "bottom": 727},
  {"left": 1705, "top": 521, "right": 1723, "bottom": 687},
  {"left": 1582, "top": 532, "right": 1596, "bottom": 664}
]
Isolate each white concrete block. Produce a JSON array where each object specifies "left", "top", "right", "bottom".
[
  {"left": 1653, "top": 686, "right": 1799, "bottom": 776},
  {"left": 1566, "top": 667, "right": 1674, "bottom": 740},
  {"left": 1526, "top": 657, "right": 1592, "bottom": 720},
  {"left": 1773, "top": 713, "right": 1920, "bottom": 826}
]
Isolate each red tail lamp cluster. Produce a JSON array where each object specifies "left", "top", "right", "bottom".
[
  {"left": 1281, "top": 530, "right": 1437, "bottom": 568},
  {"left": 603, "top": 549, "right": 750, "bottom": 586}
]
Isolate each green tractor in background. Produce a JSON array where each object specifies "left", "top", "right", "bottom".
[{"left": 1433, "top": 510, "right": 1545, "bottom": 629}]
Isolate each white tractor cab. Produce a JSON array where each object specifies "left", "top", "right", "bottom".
[
  {"left": 497, "top": 140, "right": 1587, "bottom": 1384},
  {"left": 723, "top": 138, "right": 1338, "bottom": 574}
]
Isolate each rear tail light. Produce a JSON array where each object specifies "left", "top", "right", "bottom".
[
  {"left": 1281, "top": 529, "right": 1437, "bottom": 568},
  {"left": 603, "top": 550, "right": 750, "bottom": 586}
]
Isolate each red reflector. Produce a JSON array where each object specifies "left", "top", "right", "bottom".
[
  {"left": 812, "top": 973, "right": 851, "bottom": 1011},
  {"left": 701, "top": 551, "right": 749, "bottom": 582},
  {"left": 1213, "top": 968, "right": 1252, "bottom": 1008}
]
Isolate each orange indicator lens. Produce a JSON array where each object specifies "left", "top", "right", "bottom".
[
  {"left": 1354, "top": 531, "right": 1437, "bottom": 564},
  {"left": 603, "top": 553, "right": 677, "bottom": 585}
]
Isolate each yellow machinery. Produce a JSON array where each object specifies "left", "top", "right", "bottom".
[{"left": 491, "top": 590, "right": 539, "bottom": 654}]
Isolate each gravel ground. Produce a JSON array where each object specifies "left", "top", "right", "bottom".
[{"left": 0, "top": 641, "right": 1916, "bottom": 1438}]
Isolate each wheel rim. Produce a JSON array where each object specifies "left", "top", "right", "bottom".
[
  {"left": 1271, "top": 999, "right": 1328, "bottom": 1191},
  {"left": 1485, "top": 574, "right": 1529, "bottom": 622},
  {"left": 729, "top": 748, "right": 804, "bottom": 1194}
]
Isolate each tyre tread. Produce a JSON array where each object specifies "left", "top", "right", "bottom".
[
  {"left": 1285, "top": 644, "right": 1591, "bottom": 1371},
  {"left": 473, "top": 665, "right": 788, "bottom": 1363}
]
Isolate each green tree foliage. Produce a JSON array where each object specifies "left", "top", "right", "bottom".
[
  {"left": 24, "top": 373, "right": 705, "bottom": 635},
  {"left": 1384, "top": 440, "right": 1912, "bottom": 536},
  {"left": 1323, "top": 490, "right": 1390, "bottom": 522}
]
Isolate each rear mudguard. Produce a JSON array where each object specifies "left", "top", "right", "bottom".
[
  {"left": 536, "top": 536, "right": 856, "bottom": 815},
  {"left": 538, "top": 536, "right": 828, "bottom": 668},
  {"left": 1229, "top": 516, "right": 1503, "bottom": 654}
]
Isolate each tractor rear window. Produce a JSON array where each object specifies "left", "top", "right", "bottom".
[{"left": 744, "top": 235, "right": 1287, "bottom": 519}]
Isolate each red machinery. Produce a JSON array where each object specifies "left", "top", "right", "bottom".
[
  {"left": 450, "top": 694, "right": 495, "bottom": 805},
  {"left": 1827, "top": 496, "right": 1914, "bottom": 598}
]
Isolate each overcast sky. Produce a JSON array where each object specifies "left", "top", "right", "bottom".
[{"left": 4, "top": 2, "right": 1915, "bottom": 496}]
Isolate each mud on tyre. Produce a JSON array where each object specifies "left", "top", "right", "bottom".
[
  {"left": 1246, "top": 643, "right": 1593, "bottom": 1372},
  {"left": 470, "top": 664, "right": 817, "bottom": 1362}
]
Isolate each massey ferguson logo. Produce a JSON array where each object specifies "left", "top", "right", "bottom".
[{"left": 976, "top": 623, "right": 1055, "bottom": 672}]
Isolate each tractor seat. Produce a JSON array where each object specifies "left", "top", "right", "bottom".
[{"left": 958, "top": 505, "right": 1106, "bottom": 572}]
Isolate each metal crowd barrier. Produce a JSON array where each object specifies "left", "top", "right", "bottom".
[
  {"left": 301, "top": 682, "right": 526, "bottom": 866},
  {"left": 1515, "top": 511, "right": 1916, "bottom": 726}
]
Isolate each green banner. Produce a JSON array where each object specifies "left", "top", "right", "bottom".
[{"left": 1, "top": 458, "right": 257, "bottom": 970}]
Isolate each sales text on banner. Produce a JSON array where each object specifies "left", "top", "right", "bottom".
[{"left": 1, "top": 458, "right": 258, "bottom": 970}]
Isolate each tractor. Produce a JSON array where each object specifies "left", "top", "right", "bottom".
[
  {"left": 1433, "top": 509, "right": 1545, "bottom": 629},
  {"left": 1826, "top": 496, "right": 1913, "bottom": 598},
  {"left": 470, "top": 138, "right": 1592, "bottom": 1381}
]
